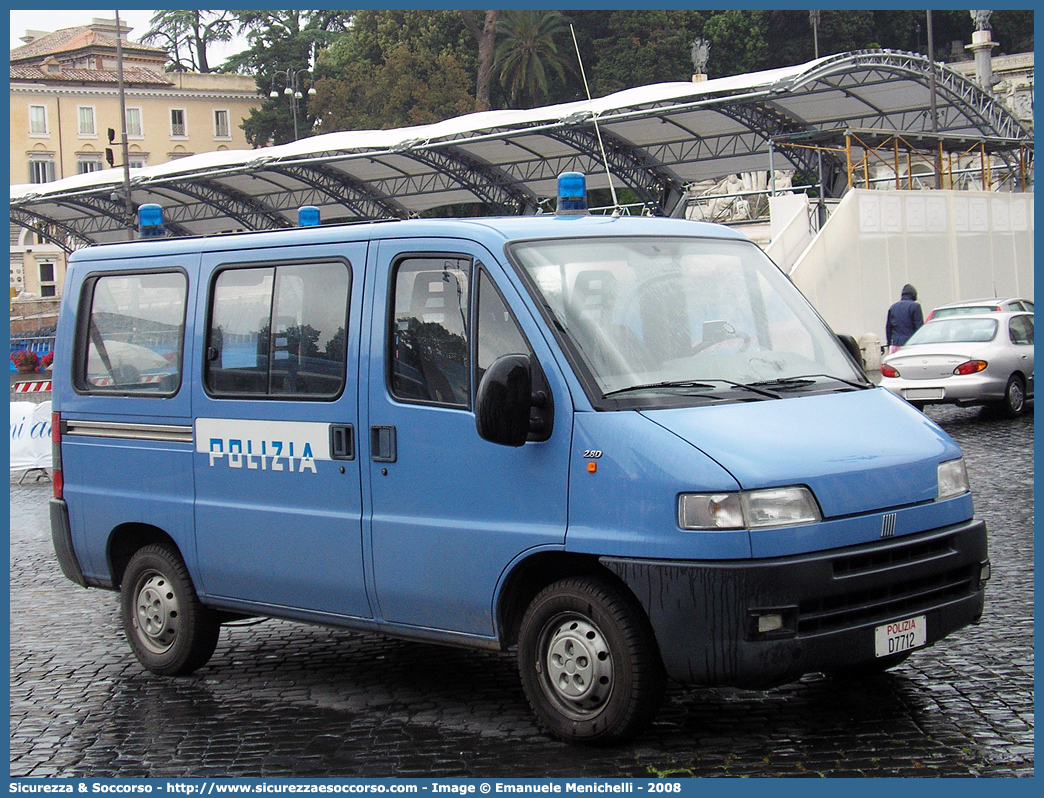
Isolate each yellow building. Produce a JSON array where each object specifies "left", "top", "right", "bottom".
[{"left": 10, "top": 17, "right": 260, "bottom": 302}]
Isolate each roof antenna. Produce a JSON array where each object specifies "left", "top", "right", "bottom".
[{"left": 570, "top": 24, "right": 621, "bottom": 217}]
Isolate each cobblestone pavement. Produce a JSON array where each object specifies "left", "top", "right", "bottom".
[{"left": 9, "top": 404, "right": 1033, "bottom": 778}]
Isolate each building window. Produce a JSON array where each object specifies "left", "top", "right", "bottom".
[
  {"left": 38, "top": 262, "right": 57, "bottom": 297},
  {"left": 125, "top": 107, "right": 143, "bottom": 138},
  {"left": 170, "top": 108, "right": 186, "bottom": 137},
  {"left": 128, "top": 155, "right": 147, "bottom": 170},
  {"left": 214, "top": 109, "right": 230, "bottom": 139},
  {"left": 28, "top": 156, "right": 56, "bottom": 184},
  {"left": 29, "top": 104, "right": 48, "bottom": 135},
  {"left": 77, "top": 155, "right": 103, "bottom": 174},
  {"left": 78, "top": 106, "right": 96, "bottom": 137}
]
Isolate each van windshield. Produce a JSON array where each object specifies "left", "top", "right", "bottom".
[{"left": 509, "top": 235, "right": 867, "bottom": 406}]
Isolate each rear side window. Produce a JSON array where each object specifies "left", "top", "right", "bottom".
[
  {"left": 205, "top": 260, "right": 350, "bottom": 399},
  {"left": 1009, "top": 315, "right": 1034, "bottom": 345},
  {"left": 79, "top": 271, "right": 186, "bottom": 395}
]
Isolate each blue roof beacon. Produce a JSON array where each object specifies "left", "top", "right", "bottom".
[{"left": 555, "top": 171, "right": 589, "bottom": 215}]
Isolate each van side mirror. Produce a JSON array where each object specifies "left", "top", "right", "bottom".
[{"left": 476, "top": 354, "right": 533, "bottom": 447}]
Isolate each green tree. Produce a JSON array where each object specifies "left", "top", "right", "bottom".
[
  {"left": 312, "top": 43, "right": 474, "bottom": 131},
  {"left": 574, "top": 11, "right": 707, "bottom": 97},
  {"left": 461, "top": 10, "right": 499, "bottom": 111},
  {"left": 327, "top": 9, "right": 473, "bottom": 67},
  {"left": 225, "top": 11, "right": 352, "bottom": 146},
  {"left": 312, "top": 11, "right": 475, "bottom": 131},
  {"left": 701, "top": 10, "right": 770, "bottom": 78},
  {"left": 140, "top": 10, "right": 234, "bottom": 73},
  {"left": 492, "top": 11, "right": 573, "bottom": 108}
]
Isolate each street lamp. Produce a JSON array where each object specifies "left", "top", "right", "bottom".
[{"left": 269, "top": 68, "right": 316, "bottom": 141}]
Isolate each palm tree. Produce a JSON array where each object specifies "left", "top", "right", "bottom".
[{"left": 493, "top": 10, "right": 573, "bottom": 107}]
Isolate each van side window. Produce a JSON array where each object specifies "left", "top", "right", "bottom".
[
  {"left": 389, "top": 256, "right": 471, "bottom": 407},
  {"left": 80, "top": 271, "right": 186, "bottom": 394},
  {"left": 476, "top": 269, "right": 530, "bottom": 385},
  {"left": 206, "top": 261, "right": 350, "bottom": 399}
]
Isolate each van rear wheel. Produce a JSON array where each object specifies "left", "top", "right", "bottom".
[
  {"left": 120, "top": 543, "right": 219, "bottom": 676},
  {"left": 518, "top": 576, "right": 665, "bottom": 745}
]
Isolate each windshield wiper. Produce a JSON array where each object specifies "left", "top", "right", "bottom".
[
  {"left": 602, "top": 380, "right": 718, "bottom": 399},
  {"left": 746, "top": 374, "right": 870, "bottom": 392},
  {"left": 603, "top": 378, "right": 783, "bottom": 400}
]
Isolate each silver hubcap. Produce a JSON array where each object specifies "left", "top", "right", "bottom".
[
  {"left": 134, "top": 572, "right": 179, "bottom": 653},
  {"left": 1009, "top": 382, "right": 1024, "bottom": 411},
  {"left": 543, "top": 616, "right": 613, "bottom": 715}
]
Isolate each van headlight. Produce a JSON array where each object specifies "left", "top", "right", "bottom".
[
  {"left": 937, "top": 458, "right": 970, "bottom": 500},
  {"left": 678, "top": 487, "right": 821, "bottom": 530}
]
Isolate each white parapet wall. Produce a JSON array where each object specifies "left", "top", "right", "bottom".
[{"left": 787, "top": 189, "right": 1034, "bottom": 344}]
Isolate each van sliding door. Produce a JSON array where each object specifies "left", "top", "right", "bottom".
[{"left": 191, "top": 242, "right": 371, "bottom": 620}]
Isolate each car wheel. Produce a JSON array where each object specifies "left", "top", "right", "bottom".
[
  {"left": 120, "top": 543, "right": 220, "bottom": 676},
  {"left": 1000, "top": 374, "right": 1026, "bottom": 418},
  {"left": 518, "top": 576, "right": 665, "bottom": 745}
]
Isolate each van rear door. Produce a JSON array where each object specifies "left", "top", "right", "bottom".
[{"left": 191, "top": 242, "right": 371, "bottom": 619}]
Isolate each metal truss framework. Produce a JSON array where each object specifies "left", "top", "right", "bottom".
[
  {"left": 545, "top": 125, "right": 688, "bottom": 216},
  {"left": 400, "top": 145, "right": 540, "bottom": 215},
  {"left": 12, "top": 50, "right": 1031, "bottom": 249},
  {"left": 266, "top": 163, "right": 409, "bottom": 220},
  {"left": 153, "top": 178, "right": 291, "bottom": 231}
]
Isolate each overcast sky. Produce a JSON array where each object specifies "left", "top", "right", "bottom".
[{"left": 9, "top": 9, "right": 246, "bottom": 66}]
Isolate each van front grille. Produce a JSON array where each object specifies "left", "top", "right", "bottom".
[
  {"left": 831, "top": 534, "right": 955, "bottom": 577},
  {"left": 797, "top": 564, "right": 979, "bottom": 635}
]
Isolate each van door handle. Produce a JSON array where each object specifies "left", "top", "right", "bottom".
[
  {"left": 329, "top": 424, "right": 355, "bottom": 460},
  {"left": 370, "top": 425, "right": 397, "bottom": 463}
]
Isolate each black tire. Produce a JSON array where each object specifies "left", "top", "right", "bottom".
[
  {"left": 518, "top": 576, "right": 666, "bottom": 745},
  {"left": 999, "top": 374, "right": 1026, "bottom": 418},
  {"left": 120, "top": 543, "right": 219, "bottom": 676},
  {"left": 832, "top": 652, "right": 911, "bottom": 678}
]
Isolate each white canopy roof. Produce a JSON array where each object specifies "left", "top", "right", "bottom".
[{"left": 11, "top": 50, "right": 1031, "bottom": 249}]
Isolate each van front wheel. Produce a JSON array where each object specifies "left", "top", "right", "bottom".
[
  {"left": 518, "top": 576, "right": 665, "bottom": 745},
  {"left": 120, "top": 544, "right": 219, "bottom": 676}
]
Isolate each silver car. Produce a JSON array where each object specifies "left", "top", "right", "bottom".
[
  {"left": 926, "top": 296, "right": 1034, "bottom": 321},
  {"left": 881, "top": 311, "right": 1034, "bottom": 417}
]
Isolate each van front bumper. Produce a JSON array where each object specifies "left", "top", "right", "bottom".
[{"left": 602, "top": 519, "right": 988, "bottom": 688}]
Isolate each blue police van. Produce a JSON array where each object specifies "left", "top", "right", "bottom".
[{"left": 50, "top": 174, "right": 989, "bottom": 744}]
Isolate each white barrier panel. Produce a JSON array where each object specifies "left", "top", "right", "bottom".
[
  {"left": 11, "top": 400, "right": 52, "bottom": 472},
  {"left": 789, "top": 189, "right": 1034, "bottom": 343}
]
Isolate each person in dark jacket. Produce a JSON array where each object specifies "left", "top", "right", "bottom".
[{"left": 886, "top": 284, "right": 924, "bottom": 351}]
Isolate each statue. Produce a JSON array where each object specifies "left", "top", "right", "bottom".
[
  {"left": 970, "top": 10, "right": 992, "bottom": 32},
  {"left": 690, "top": 38, "right": 710, "bottom": 75}
]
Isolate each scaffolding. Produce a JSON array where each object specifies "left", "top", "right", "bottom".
[{"left": 770, "top": 128, "right": 1033, "bottom": 195}]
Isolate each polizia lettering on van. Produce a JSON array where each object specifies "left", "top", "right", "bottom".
[
  {"left": 208, "top": 437, "right": 317, "bottom": 473},
  {"left": 196, "top": 418, "right": 331, "bottom": 475}
]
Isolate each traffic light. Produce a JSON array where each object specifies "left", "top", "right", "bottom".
[{"left": 105, "top": 148, "right": 115, "bottom": 167}]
